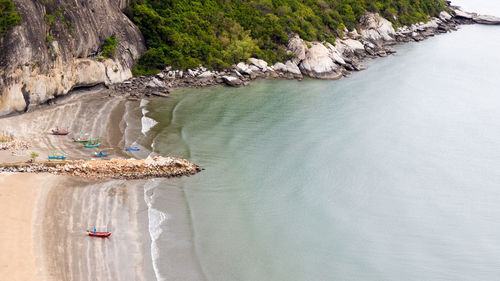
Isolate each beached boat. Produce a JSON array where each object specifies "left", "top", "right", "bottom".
[
  {"left": 94, "top": 151, "right": 108, "bottom": 157},
  {"left": 48, "top": 155, "right": 66, "bottom": 160},
  {"left": 125, "top": 146, "right": 140, "bottom": 151},
  {"left": 52, "top": 129, "right": 69, "bottom": 135},
  {"left": 84, "top": 138, "right": 100, "bottom": 148},
  {"left": 87, "top": 231, "right": 112, "bottom": 238},
  {"left": 73, "top": 134, "right": 90, "bottom": 142},
  {"left": 85, "top": 143, "right": 100, "bottom": 148}
]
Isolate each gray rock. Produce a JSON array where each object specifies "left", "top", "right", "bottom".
[
  {"left": 299, "top": 43, "right": 341, "bottom": 80},
  {"left": 222, "top": 76, "right": 243, "bottom": 87},
  {"left": 248, "top": 58, "right": 268, "bottom": 71},
  {"left": 197, "top": 71, "right": 214, "bottom": 79},
  {"left": 359, "top": 13, "right": 396, "bottom": 42},
  {"left": 236, "top": 62, "right": 252, "bottom": 75}
]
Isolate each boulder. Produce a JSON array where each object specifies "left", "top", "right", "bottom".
[
  {"left": 272, "top": 62, "right": 287, "bottom": 72},
  {"left": 284, "top": 61, "right": 302, "bottom": 76},
  {"left": 473, "top": 14, "right": 500, "bottom": 25},
  {"left": 235, "top": 62, "right": 252, "bottom": 75},
  {"left": 359, "top": 13, "right": 396, "bottom": 42},
  {"left": 146, "top": 77, "right": 165, "bottom": 88},
  {"left": 336, "top": 39, "right": 365, "bottom": 55},
  {"left": 222, "top": 76, "right": 243, "bottom": 87},
  {"left": 439, "top": 11, "right": 452, "bottom": 21},
  {"left": 325, "top": 43, "right": 346, "bottom": 65},
  {"left": 197, "top": 71, "right": 214, "bottom": 79},
  {"left": 248, "top": 58, "right": 268, "bottom": 71},
  {"left": 299, "top": 43, "right": 341, "bottom": 80},
  {"left": 287, "top": 35, "right": 307, "bottom": 63},
  {"left": 453, "top": 9, "right": 474, "bottom": 19}
]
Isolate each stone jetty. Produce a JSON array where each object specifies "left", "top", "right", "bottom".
[{"left": 0, "top": 156, "right": 202, "bottom": 180}]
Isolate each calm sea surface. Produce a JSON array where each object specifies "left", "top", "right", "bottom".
[{"left": 142, "top": 3, "right": 500, "bottom": 280}]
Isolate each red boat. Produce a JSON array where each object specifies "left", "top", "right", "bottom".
[
  {"left": 88, "top": 231, "right": 111, "bottom": 238},
  {"left": 52, "top": 129, "right": 69, "bottom": 135}
]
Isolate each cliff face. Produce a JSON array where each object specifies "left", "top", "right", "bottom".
[{"left": 0, "top": 0, "right": 145, "bottom": 116}]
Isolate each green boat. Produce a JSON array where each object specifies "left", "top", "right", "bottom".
[
  {"left": 73, "top": 133, "right": 90, "bottom": 143},
  {"left": 48, "top": 155, "right": 66, "bottom": 160},
  {"left": 83, "top": 138, "right": 100, "bottom": 148}
]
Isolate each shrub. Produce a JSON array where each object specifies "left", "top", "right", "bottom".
[
  {"left": 102, "top": 35, "right": 118, "bottom": 58},
  {"left": 0, "top": 0, "right": 21, "bottom": 37}
]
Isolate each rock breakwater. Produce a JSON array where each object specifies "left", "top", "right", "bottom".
[{"left": 0, "top": 156, "right": 202, "bottom": 180}]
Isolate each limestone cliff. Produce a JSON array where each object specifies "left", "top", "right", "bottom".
[{"left": 0, "top": 0, "right": 146, "bottom": 116}]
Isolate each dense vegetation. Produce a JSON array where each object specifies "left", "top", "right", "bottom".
[
  {"left": 0, "top": 0, "right": 21, "bottom": 37},
  {"left": 127, "top": 0, "right": 447, "bottom": 74}
]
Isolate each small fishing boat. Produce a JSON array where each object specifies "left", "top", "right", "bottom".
[
  {"left": 48, "top": 155, "right": 66, "bottom": 160},
  {"left": 85, "top": 143, "right": 100, "bottom": 148},
  {"left": 52, "top": 129, "right": 69, "bottom": 135},
  {"left": 84, "top": 138, "right": 100, "bottom": 148},
  {"left": 73, "top": 133, "right": 90, "bottom": 142},
  {"left": 94, "top": 151, "right": 108, "bottom": 157},
  {"left": 125, "top": 146, "right": 140, "bottom": 151},
  {"left": 87, "top": 231, "right": 112, "bottom": 238}
]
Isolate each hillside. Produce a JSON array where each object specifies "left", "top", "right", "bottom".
[{"left": 126, "top": 0, "right": 447, "bottom": 74}]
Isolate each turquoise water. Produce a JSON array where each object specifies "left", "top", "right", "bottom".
[{"left": 145, "top": 22, "right": 500, "bottom": 280}]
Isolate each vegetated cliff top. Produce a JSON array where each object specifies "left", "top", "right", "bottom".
[
  {"left": 0, "top": 0, "right": 21, "bottom": 37},
  {"left": 126, "top": 0, "right": 447, "bottom": 74}
]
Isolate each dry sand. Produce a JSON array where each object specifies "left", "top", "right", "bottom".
[{"left": 0, "top": 173, "right": 57, "bottom": 281}]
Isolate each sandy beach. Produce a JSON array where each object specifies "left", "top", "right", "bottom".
[
  {"left": 0, "top": 173, "right": 57, "bottom": 281},
  {"left": 0, "top": 89, "right": 156, "bottom": 281}
]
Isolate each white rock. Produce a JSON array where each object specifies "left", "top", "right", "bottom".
[
  {"left": 359, "top": 13, "right": 396, "bottom": 42},
  {"left": 273, "top": 62, "right": 287, "bottom": 72},
  {"left": 284, "top": 61, "right": 302, "bottom": 75},
  {"left": 439, "top": 11, "right": 452, "bottom": 21},
  {"left": 236, "top": 62, "right": 252, "bottom": 75},
  {"left": 146, "top": 77, "right": 165, "bottom": 88},
  {"left": 325, "top": 43, "right": 346, "bottom": 65},
  {"left": 248, "top": 65, "right": 260, "bottom": 72},
  {"left": 287, "top": 35, "right": 307, "bottom": 63},
  {"left": 299, "top": 43, "right": 341, "bottom": 80},
  {"left": 473, "top": 14, "right": 500, "bottom": 25},
  {"left": 156, "top": 73, "right": 165, "bottom": 79},
  {"left": 248, "top": 58, "right": 268, "bottom": 71},
  {"left": 197, "top": 71, "right": 214, "bottom": 78},
  {"left": 453, "top": 9, "right": 474, "bottom": 19}
]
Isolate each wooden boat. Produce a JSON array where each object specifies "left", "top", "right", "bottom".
[
  {"left": 52, "top": 129, "right": 69, "bottom": 135},
  {"left": 125, "top": 146, "right": 140, "bottom": 151},
  {"left": 73, "top": 134, "right": 89, "bottom": 142},
  {"left": 85, "top": 143, "right": 100, "bottom": 148},
  {"left": 48, "top": 155, "right": 66, "bottom": 160},
  {"left": 84, "top": 138, "right": 100, "bottom": 148},
  {"left": 88, "top": 231, "right": 111, "bottom": 238},
  {"left": 94, "top": 151, "right": 108, "bottom": 157}
]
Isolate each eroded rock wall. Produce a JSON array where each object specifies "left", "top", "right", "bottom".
[{"left": 0, "top": 0, "right": 145, "bottom": 116}]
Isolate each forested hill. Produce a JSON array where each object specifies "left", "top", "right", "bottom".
[{"left": 126, "top": 0, "right": 447, "bottom": 74}]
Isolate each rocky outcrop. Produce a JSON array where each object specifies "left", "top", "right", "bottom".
[
  {"left": 359, "top": 13, "right": 396, "bottom": 43},
  {"left": 451, "top": 7, "right": 500, "bottom": 24},
  {"left": 0, "top": 0, "right": 146, "bottom": 116},
  {"left": 298, "top": 43, "right": 342, "bottom": 80}
]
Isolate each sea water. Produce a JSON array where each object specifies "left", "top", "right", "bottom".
[{"left": 141, "top": 8, "right": 500, "bottom": 281}]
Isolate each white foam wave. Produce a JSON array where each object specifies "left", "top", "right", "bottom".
[
  {"left": 141, "top": 116, "right": 158, "bottom": 136},
  {"left": 140, "top": 99, "right": 149, "bottom": 108},
  {"left": 144, "top": 180, "right": 168, "bottom": 281}
]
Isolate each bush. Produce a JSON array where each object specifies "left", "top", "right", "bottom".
[
  {"left": 0, "top": 0, "right": 21, "bottom": 37},
  {"left": 102, "top": 35, "right": 118, "bottom": 58},
  {"left": 127, "top": 0, "right": 447, "bottom": 73}
]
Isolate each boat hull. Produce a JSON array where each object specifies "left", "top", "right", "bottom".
[
  {"left": 88, "top": 232, "right": 111, "bottom": 238},
  {"left": 48, "top": 156, "right": 66, "bottom": 160}
]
